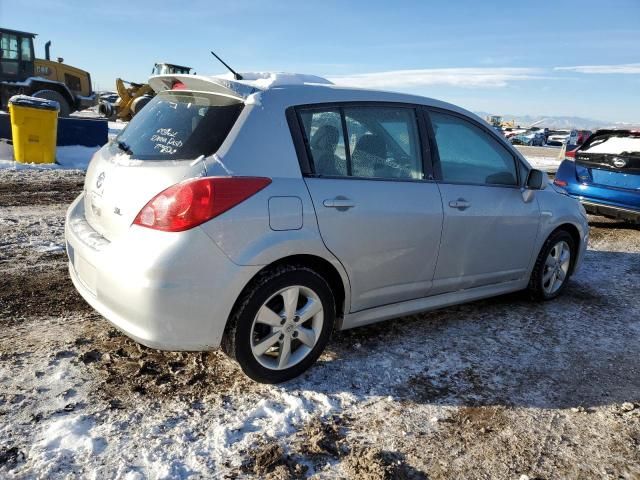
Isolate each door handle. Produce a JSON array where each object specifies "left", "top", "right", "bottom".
[
  {"left": 323, "top": 197, "right": 355, "bottom": 210},
  {"left": 448, "top": 198, "right": 471, "bottom": 210}
]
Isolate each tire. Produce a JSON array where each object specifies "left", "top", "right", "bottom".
[
  {"left": 222, "top": 265, "right": 335, "bottom": 383},
  {"left": 131, "top": 95, "right": 152, "bottom": 116},
  {"left": 527, "top": 230, "right": 575, "bottom": 300},
  {"left": 32, "top": 89, "right": 71, "bottom": 117}
]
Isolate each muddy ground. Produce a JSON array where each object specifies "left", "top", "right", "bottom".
[{"left": 0, "top": 169, "right": 639, "bottom": 479}]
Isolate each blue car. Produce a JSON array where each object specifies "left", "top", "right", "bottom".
[{"left": 554, "top": 129, "right": 640, "bottom": 223}]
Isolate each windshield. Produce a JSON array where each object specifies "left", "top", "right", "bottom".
[{"left": 116, "top": 91, "right": 243, "bottom": 160}]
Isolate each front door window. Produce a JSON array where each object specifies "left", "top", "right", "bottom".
[{"left": 429, "top": 110, "right": 518, "bottom": 186}]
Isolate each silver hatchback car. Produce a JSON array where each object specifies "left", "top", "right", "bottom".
[{"left": 66, "top": 73, "right": 589, "bottom": 383}]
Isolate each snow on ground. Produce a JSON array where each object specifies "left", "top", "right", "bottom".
[
  {"left": 1, "top": 168, "right": 639, "bottom": 478},
  {"left": 515, "top": 145, "right": 564, "bottom": 172},
  {"left": 0, "top": 119, "right": 124, "bottom": 170},
  {"left": 0, "top": 141, "right": 99, "bottom": 170}
]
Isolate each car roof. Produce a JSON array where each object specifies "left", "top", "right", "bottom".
[{"left": 148, "top": 71, "right": 481, "bottom": 122}]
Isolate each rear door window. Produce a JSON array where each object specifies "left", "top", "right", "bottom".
[
  {"left": 344, "top": 107, "right": 422, "bottom": 179},
  {"left": 298, "top": 109, "right": 348, "bottom": 176},
  {"left": 298, "top": 105, "right": 423, "bottom": 180},
  {"left": 116, "top": 91, "right": 243, "bottom": 160}
]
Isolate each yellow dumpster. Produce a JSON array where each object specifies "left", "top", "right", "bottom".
[{"left": 9, "top": 95, "right": 59, "bottom": 164}]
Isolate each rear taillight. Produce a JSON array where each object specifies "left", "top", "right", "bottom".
[
  {"left": 553, "top": 178, "right": 568, "bottom": 187},
  {"left": 133, "top": 177, "right": 271, "bottom": 232},
  {"left": 565, "top": 149, "right": 577, "bottom": 160}
]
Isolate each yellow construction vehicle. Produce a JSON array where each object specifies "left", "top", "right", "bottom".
[
  {"left": 0, "top": 27, "right": 95, "bottom": 116},
  {"left": 486, "top": 114, "right": 517, "bottom": 129},
  {"left": 98, "top": 62, "right": 193, "bottom": 121}
]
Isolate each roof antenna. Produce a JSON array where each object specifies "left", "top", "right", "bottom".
[{"left": 210, "top": 51, "right": 243, "bottom": 80}]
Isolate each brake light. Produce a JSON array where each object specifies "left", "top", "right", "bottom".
[
  {"left": 565, "top": 148, "right": 577, "bottom": 160},
  {"left": 553, "top": 178, "right": 568, "bottom": 187},
  {"left": 133, "top": 177, "right": 271, "bottom": 232}
]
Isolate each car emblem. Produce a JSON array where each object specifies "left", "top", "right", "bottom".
[
  {"left": 96, "top": 172, "right": 105, "bottom": 189},
  {"left": 612, "top": 157, "right": 627, "bottom": 168}
]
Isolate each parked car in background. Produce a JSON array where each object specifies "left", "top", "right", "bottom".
[
  {"left": 530, "top": 131, "right": 546, "bottom": 146},
  {"left": 509, "top": 130, "right": 546, "bottom": 147},
  {"left": 546, "top": 130, "right": 571, "bottom": 147},
  {"left": 567, "top": 129, "right": 592, "bottom": 150},
  {"left": 509, "top": 134, "right": 531, "bottom": 146},
  {"left": 65, "top": 72, "right": 589, "bottom": 383},
  {"left": 555, "top": 129, "right": 640, "bottom": 223}
]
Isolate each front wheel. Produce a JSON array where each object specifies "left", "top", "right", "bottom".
[
  {"left": 222, "top": 266, "right": 335, "bottom": 383},
  {"left": 528, "top": 230, "right": 575, "bottom": 300}
]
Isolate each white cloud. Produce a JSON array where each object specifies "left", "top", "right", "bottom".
[
  {"left": 326, "top": 67, "right": 545, "bottom": 89},
  {"left": 554, "top": 63, "right": 640, "bottom": 74}
]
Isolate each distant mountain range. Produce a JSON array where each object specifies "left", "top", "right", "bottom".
[{"left": 474, "top": 111, "right": 638, "bottom": 130}]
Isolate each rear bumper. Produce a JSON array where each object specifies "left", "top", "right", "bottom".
[
  {"left": 65, "top": 194, "right": 261, "bottom": 350},
  {"left": 581, "top": 201, "right": 640, "bottom": 223}
]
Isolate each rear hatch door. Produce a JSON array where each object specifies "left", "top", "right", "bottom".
[
  {"left": 83, "top": 89, "right": 244, "bottom": 242},
  {"left": 575, "top": 131, "right": 640, "bottom": 191}
]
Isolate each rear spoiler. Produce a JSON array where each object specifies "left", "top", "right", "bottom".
[{"left": 148, "top": 74, "right": 258, "bottom": 100}]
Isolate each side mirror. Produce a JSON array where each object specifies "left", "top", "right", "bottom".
[{"left": 526, "top": 169, "right": 544, "bottom": 190}]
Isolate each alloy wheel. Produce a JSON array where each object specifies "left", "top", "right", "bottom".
[
  {"left": 250, "top": 285, "right": 324, "bottom": 370},
  {"left": 542, "top": 240, "right": 571, "bottom": 295}
]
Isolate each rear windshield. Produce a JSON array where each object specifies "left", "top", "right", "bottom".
[
  {"left": 116, "top": 91, "right": 243, "bottom": 160},
  {"left": 582, "top": 132, "right": 640, "bottom": 155}
]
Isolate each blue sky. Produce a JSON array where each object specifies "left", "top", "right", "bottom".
[{"left": 3, "top": 0, "right": 639, "bottom": 122}]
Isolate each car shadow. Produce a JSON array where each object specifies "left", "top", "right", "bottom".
[
  {"left": 286, "top": 249, "right": 640, "bottom": 411},
  {"left": 589, "top": 218, "right": 640, "bottom": 231}
]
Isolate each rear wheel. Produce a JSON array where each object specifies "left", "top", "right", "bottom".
[
  {"left": 528, "top": 230, "right": 575, "bottom": 300},
  {"left": 32, "top": 89, "right": 71, "bottom": 117},
  {"left": 222, "top": 266, "right": 335, "bottom": 383}
]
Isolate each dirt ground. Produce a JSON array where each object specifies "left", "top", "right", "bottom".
[{"left": 1, "top": 169, "right": 639, "bottom": 479}]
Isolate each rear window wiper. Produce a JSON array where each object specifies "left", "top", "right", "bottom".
[{"left": 116, "top": 140, "right": 133, "bottom": 155}]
